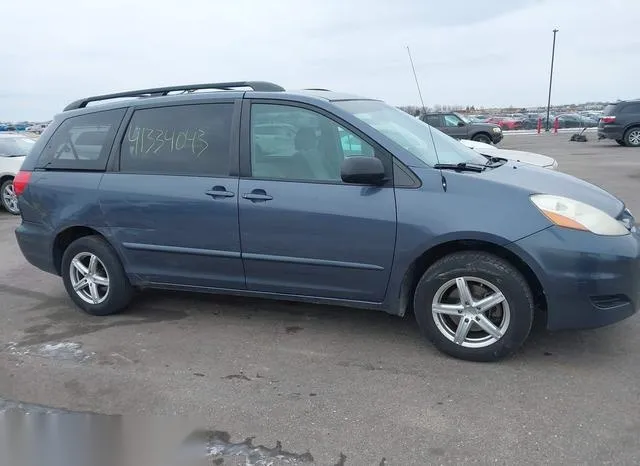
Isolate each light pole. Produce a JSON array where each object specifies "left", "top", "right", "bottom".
[{"left": 545, "top": 28, "right": 559, "bottom": 131}]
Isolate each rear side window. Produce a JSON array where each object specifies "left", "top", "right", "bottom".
[
  {"left": 620, "top": 103, "right": 640, "bottom": 114},
  {"left": 36, "top": 109, "right": 125, "bottom": 170},
  {"left": 119, "top": 103, "right": 234, "bottom": 176},
  {"left": 424, "top": 115, "right": 442, "bottom": 127}
]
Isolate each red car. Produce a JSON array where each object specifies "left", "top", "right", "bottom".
[{"left": 485, "top": 117, "right": 523, "bottom": 131}]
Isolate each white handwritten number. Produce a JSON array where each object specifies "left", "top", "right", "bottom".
[
  {"left": 196, "top": 129, "right": 209, "bottom": 158},
  {"left": 164, "top": 129, "right": 175, "bottom": 152},
  {"left": 126, "top": 126, "right": 140, "bottom": 156},
  {"left": 153, "top": 129, "right": 165, "bottom": 154},
  {"left": 175, "top": 130, "right": 187, "bottom": 150},
  {"left": 185, "top": 129, "right": 196, "bottom": 154},
  {"left": 144, "top": 128, "right": 156, "bottom": 154}
]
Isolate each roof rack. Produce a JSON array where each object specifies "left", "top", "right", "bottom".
[
  {"left": 63, "top": 81, "right": 285, "bottom": 111},
  {"left": 304, "top": 88, "right": 332, "bottom": 91}
]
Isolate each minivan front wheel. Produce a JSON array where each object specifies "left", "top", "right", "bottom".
[
  {"left": 413, "top": 252, "right": 534, "bottom": 362},
  {"left": 61, "top": 235, "right": 133, "bottom": 316}
]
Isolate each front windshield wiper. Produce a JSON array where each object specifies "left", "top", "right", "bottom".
[{"left": 433, "top": 162, "right": 485, "bottom": 172}]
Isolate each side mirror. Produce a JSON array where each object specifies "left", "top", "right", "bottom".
[
  {"left": 340, "top": 156, "right": 386, "bottom": 185},
  {"left": 457, "top": 121, "right": 465, "bottom": 127}
]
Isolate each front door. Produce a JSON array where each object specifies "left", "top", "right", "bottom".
[
  {"left": 99, "top": 100, "right": 245, "bottom": 289},
  {"left": 442, "top": 114, "right": 469, "bottom": 139},
  {"left": 237, "top": 101, "right": 397, "bottom": 303}
]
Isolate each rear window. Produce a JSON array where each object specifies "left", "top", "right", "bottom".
[
  {"left": 36, "top": 109, "right": 125, "bottom": 170},
  {"left": 602, "top": 104, "right": 618, "bottom": 116}
]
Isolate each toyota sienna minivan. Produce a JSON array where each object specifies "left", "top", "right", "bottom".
[{"left": 13, "top": 81, "right": 640, "bottom": 361}]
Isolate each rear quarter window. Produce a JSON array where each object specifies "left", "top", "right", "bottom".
[{"left": 35, "top": 109, "right": 126, "bottom": 171}]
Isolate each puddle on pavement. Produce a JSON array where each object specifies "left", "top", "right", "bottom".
[
  {"left": 2, "top": 341, "right": 94, "bottom": 363},
  {"left": 0, "top": 398, "right": 390, "bottom": 465}
]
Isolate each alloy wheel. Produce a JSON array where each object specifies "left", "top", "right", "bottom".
[
  {"left": 2, "top": 182, "right": 19, "bottom": 214},
  {"left": 69, "top": 252, "right": 110, "bottom": 305},
  {"left": 628, "top": 129, "right": 640, "bottom": 146},
  {"left": 431, "top": 276, "right": 510, "bottom": 348}
]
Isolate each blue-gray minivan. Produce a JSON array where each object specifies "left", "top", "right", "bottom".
[{"left": 13, "top": 82, "right": 640, "bottom": 361}]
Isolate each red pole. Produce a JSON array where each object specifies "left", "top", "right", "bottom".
[
  {"left": 537, "top": 118, "right": 542, "bottom": 134},
  {"left": 553, "top": 117, "right": 559, "bottom": 134}
]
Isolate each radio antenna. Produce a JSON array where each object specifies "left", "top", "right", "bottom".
[{"left": 406, "top": 46, "right": 427, "bottom": 116}]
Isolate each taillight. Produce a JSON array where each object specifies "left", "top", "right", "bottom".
[
  {"left": 13, "top": 171, "right": 31, "bottom": 196},
  {"left": 601, "top": 116, "right": 616, "bottom": 124}
]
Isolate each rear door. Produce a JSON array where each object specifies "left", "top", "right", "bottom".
[
  {"left": 98, "top": 100, "right": 245, "bottom": 289},
  {"left": 237, "top": 100, "right": 397, "bottom": 302}
]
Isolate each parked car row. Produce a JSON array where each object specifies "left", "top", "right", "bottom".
[
  {"left": 0, "top": 122, "right": 49, "bottom": 133},
  {"left": 464, "top": 112, "right": 600, "bottom": 131}
]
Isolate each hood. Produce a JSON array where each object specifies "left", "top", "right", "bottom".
[
  {"left": 480, "top": 162, "right": 624, "bottom": 217},
  {"left": 469, "top": 122, "right": 501, "bottom": 131},
  {"left": 475, "top": 147, "right": 556, "bottom": 168}
]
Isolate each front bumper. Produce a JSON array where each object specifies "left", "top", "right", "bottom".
[
  {"left": 491, "top": 131, "right": 503, "bottom": 144},
  {"left": 508, "top": 226, "right": 640, "bottom": 331}
]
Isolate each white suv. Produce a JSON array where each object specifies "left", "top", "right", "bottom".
[{"left": 0, "top": 134, "right": 36, "bottom": 214}]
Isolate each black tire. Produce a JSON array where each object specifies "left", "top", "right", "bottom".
[
  {"left": 0, "top": 179, "right": 20, "bottom": 215},
  {"left": 623, "top": 127, "right": 640, "bottom": 147},
  {"left": 616, "top": 139, "right": 626, "bottom": 146},
  {"left": 471, "top": 133, "right": 492, "bottom": 144},
  {"left": 413, "top": 251, "right": 534, "bottom": 362},
  {"left": 61, "top": 235, "right": 133, "bottom": 316}
]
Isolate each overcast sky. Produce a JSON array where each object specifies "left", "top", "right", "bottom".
[{"left": 2, "top": 0, "right": 639, "bottom": 120}]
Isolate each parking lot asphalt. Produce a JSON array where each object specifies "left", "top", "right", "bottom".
[{"left": 1, "top": 133, "right": 639, "bottom": 465}]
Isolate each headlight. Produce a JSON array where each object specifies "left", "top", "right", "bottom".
[
  {"left": 530, "top": 194, "right": 629, "bottom": 236},
  {"left": 492, "top": 127, "right": 501, "bottom": 133}
]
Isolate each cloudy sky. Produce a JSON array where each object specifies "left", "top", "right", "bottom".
[{"left": 1, "top": 0, "right": 639, "bottom": 120}]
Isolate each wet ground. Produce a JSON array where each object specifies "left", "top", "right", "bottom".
[{"left": 0, "top": 133, "right": 639, "bottom": 464}]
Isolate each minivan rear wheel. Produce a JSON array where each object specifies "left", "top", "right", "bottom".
[
  {"left": 413, "top": 251, "right": 534, "bottom": 362},
  {"left": 61, "top": 235, "right": 133, "bottom": 316}
]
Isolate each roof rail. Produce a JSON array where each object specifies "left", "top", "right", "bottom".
[
  {"left": 63, "top": 81, "right": 285, "bottom": 111},
  {"left": 304, "top": 88, "right": 332, "bottom": 91}
]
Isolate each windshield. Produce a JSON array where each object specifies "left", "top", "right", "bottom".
[
  {"left": 455, "top": 113, "right": 471, "bottom": 124},
  {"left": 335, "top": 100, "right": 488, "bottom": 166},
  {"left": 0, "top": 137, "right": 35, "bottom": 156}
]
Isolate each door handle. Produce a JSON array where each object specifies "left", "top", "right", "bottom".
[
  {"left": 205, "top": 186, "right": 235, "bottom": 198},
  {"left": 242, "top": 189, "right": 273, "bottom": 202}
]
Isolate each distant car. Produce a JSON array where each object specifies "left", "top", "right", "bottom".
[
  {"left": 598, "top": 100, "right": 640, "bottom": 147},
  {"left": 26, "top": 123, "right": 48, "bottom": 134},
  {"left": 555, "top": 114, "right": 597, "bottom": 129},
  {"left": 421, "top": 112, "right": 503, "bottom": 144},
  {"left": 0, "top": 134, "right": 35, "bottom": 214},
  {"left": 459, "top": 139, "right": 558, "bottom": 170},
  {"left": 485, "top": 117, "right": 523, "bottom": 131}
]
